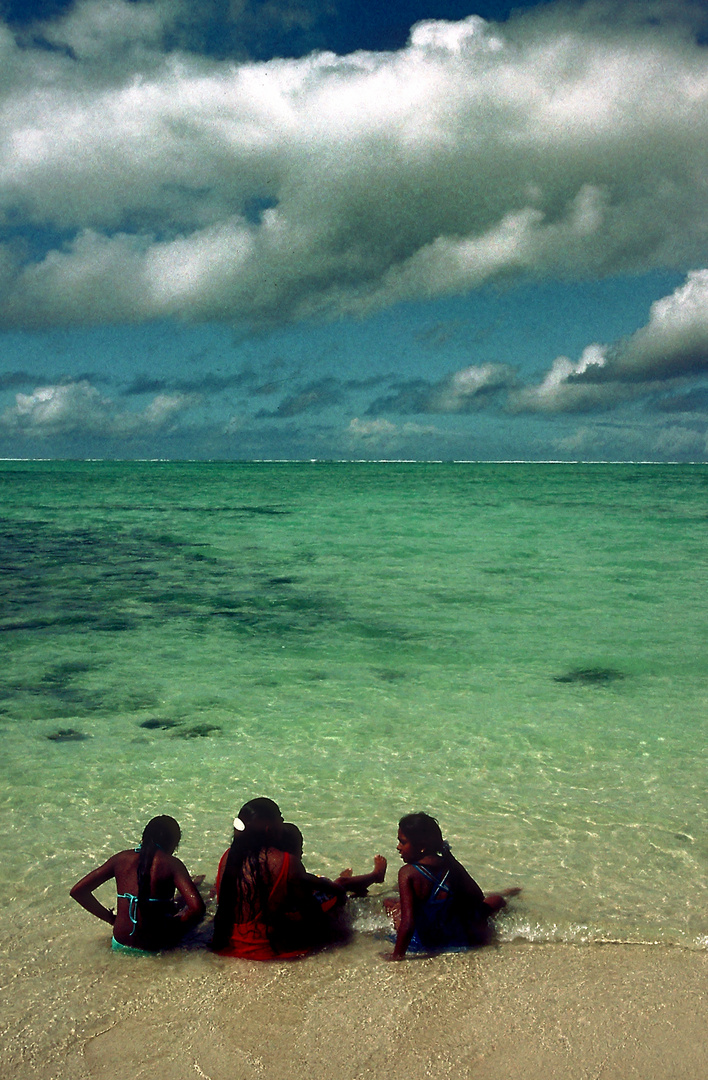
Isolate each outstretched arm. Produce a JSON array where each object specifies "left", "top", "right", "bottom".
[
  {"left": 335, "top": 855, "right": 387, "bottom": 895},
  {"left": 70, "top": 858, "right": 118, "bottom": 926},
  {"left": 307, "top": 872, "right": 348, "bottom": 901},
  {"left": 283, "top": 853, "right": 348, "bottom": 904}
]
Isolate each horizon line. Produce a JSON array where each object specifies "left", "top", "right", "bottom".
[{"left": 0, "top": 457, "right": 704, "bottom": 466}]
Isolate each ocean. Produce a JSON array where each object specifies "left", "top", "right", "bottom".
[{"left": 1, "top": 459, "right": 706, "bottom": 964}]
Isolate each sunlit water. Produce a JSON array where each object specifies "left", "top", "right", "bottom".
[{"left": 1, "top": 460, "right": 706, "bottom": 962}]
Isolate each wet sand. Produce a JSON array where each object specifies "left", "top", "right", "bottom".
[{"left": 3, "top": 938, "right": 706, "bottom": 1080}]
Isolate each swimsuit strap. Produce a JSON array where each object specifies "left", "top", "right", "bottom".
[
  {"left": 116, "top": 892, "right": 169, "bottom": 937},
  {"left": 413, "top": 864, "right": 451, "bottom": 901},
  {"left": 116, "top": 892, "right": 139, "bottom": 936}
]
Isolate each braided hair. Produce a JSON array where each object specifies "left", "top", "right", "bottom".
[{"left": 136, "top": 815, "right": 181, "bottom": 919}]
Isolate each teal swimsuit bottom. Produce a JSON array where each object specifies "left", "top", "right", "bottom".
[{"left": 111, "top": 936, "right": 153, "bottom": 955}]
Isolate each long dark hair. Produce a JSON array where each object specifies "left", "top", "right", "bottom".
[
  {"left": 213, "top": 797, "right": 283, "bottom": 950},
  {"left": 137, "top": 815, "right": 181, "bottom": 918}
]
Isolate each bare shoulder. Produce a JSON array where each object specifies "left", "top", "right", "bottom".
[
  {"left": 105, "top": 848, "right": 138, "bottom": 891},
  {"left": 398, "top": 863, "right": 416, "bottom": 885},
  {"left": 155, "top": 849, "right": 186, "bottom": 877},
  {"left": 264, "top": 846, "right": 287, "bottom": 875},
  {"left": 112, "top": 848, "right": 138, "bottom": 871}
]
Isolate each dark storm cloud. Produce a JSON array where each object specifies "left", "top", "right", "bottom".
[
  {"left": 366, "top": 364, "right": 517, "bottom": 414},
  {"left": 0, "top": 369, "right": 49, "bottom": 389},
  {"left": 256, "top": 377, "right": 343, "bottom": 418},
  {"left": 124, "top": 368, "right": 259, "bottom": 396},
  {"left": 0, "top": 368, "right": 105, "bottom": 389}
]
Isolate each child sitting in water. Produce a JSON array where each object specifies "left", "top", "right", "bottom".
[
  {"left": 384, "top": 812, "right": 520, "bottom": 960},
  {"left": 70, "top": 815, "right": 205, "bottom": 953},
  {"left": 273, "top": 823, "right": 387, "bottom": 950},
  {"left": 280, "top": 822, "right": 387, "bottom": 903},
  {"left": 213, "top": 798, "right": 311, "bottom": 960}
]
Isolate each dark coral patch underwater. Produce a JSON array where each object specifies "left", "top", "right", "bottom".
[
  {"left": 172, "top": 724, "right": 222, "bottom": 738},
  {"left": 553, "top": 667, "right": 626, "bottom": 684},
  {"left": 46, "top": 728, "right": 90, "bottom": 742}
]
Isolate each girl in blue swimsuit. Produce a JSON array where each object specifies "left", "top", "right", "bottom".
[
  {"left": 385, "top": 812, "right": 520, "bottom": 960},
  {"left": 70, "top": 815, "right": 205, "bottom": 953}
]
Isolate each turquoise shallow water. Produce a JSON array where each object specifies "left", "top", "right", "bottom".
[{"left": 1, "top": 461, "right": 706, "bottom": 950}]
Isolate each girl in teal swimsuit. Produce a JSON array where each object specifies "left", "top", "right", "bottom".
[
  {"left": 384, "top": 812, "right": 520, "bottom": 960},
  {"left": 70, "top": 816, "right": 205, "bottom": 953}
]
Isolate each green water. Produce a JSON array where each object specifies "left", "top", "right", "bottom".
[{"left": 1, "top": 461, "right": 706, "bottom": 950}]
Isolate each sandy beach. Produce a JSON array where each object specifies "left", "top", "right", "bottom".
[{"left": 3, "top": 936, "right": 706, "bottom": 1080}]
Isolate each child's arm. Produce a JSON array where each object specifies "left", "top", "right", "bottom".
[
  {"left": 171, "top": 858, "right": 206, "bottom": 927},
  {"left": 335, "top": 855, "right": 387, "bottom": 895},
  {"left": 70, "top": 856, "right": 118, "bottom": 926},
  {"left": 308, "top": 873, "right": 348, "bottom": 903}
]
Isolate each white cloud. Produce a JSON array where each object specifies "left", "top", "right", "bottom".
[
  {"left": 2, "top": 382, "right": 111, "bottom": 434},
  {"left": 348, "top": 417, "right": 398, "bottom": 440},
  {"left": 0, "top": 1, "right": 707, "bottom": 328},
  {"left": 508, "top": 343, "right": 624, "bottom": 413},
  {"left": 367, "top": 363, "right": 517, "bottom": 414},
  {"left": 509, "top": 268, "right": 708, "bottom": 413},
  {"left": 428, "top": 363, "right": 517, "bottom": 412},
  {"left": 347, "top": 416, "right": 439, "bottom": 447},
  {"left": 608, "top": 268, "right": 708, "bottom": 380},
  {"left": 0, "top": 380, "right": 195, "bottom": 436}
]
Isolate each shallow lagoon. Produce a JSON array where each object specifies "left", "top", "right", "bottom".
[{"left": 1, "top": 460, "right": 707, "bottom": 954}]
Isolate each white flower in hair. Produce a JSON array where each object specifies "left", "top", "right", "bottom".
[{"left": 233, "top": 816, "right": 246, "bottom": 831}]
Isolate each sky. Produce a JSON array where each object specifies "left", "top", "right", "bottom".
[{"left": 0, "top": 0, "right": 707, "bottom": 460}]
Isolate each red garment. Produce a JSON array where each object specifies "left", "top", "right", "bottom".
[{"left": 214, "top": 848, "right": 308, "bottom": 961}]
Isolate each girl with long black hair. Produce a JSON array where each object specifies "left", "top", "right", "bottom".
[
  {"left": 71, "top": 815, "right": 205, "bottom": 953},
  {"left": 212, "top": 797, "right": 317, "bottom": 960}
]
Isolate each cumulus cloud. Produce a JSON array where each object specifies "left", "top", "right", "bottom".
[
  {"left": 0, "top": 379, "right": 194, "bottom": 436},
  {"left": 601, "top": 269, "right": 708, "bottom": 382},
  {"left": 367, "top": 363, "right": 517, "bottom": 414},
  {"left": 510, "top": 268, "right": 708, "bottom": 413},
  {"left": 0, "top": 1, "right": 707, "bottom": 328},
  {"left": 31, "top": 0, "right": 175, "bottom": 61}
]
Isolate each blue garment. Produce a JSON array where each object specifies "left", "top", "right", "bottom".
[{"left": 407, "top": 864, "right": 475, "bottom": 953}]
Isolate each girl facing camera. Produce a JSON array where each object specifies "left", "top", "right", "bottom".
[{"left": 385, "top": 812, "right": 520, "bottom": 959}]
